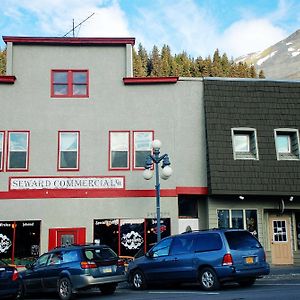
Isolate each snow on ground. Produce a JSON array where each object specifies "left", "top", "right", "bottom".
[{"left": 257, "top": 51, "right": 278, "bottom": 66}]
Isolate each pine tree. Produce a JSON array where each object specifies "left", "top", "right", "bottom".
[
  {"left": 149, "top": 45, "right": 161, "bottom": 76},
  {"left": 259, "top": 70, "right": 266, "bottom": 78},
  {"left": 137, "top": 43, "right": 148, "bottom": 76},
  {"left": 132, "top": 47, "right": 145, "bottom": 77},
  {"left": 0, "top": 49, "right": 6, "bottom": 75},
  {"left": 161, "top": 44, "right": 172, "bottom": 76}
]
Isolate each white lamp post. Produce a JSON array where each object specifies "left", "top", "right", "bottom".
[{"left": 143, "top": 139, "right": 172, "bottom": 242}]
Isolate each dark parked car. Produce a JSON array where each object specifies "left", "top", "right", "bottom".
[
  {"left": 19, "top": 244, "right": 126, "bottom": 300},
  {"left": 0, "top": 259, "right": 21, "bottom": 299},
  {"left": 127, "top": 229, "right": 270, "bottom": 291}
]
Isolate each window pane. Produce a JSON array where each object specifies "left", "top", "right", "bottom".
[
  {"left": 276, "top": 135, "right": 290, "bottom": 153},
  {"left": 135, "top": 150, "right": 151, "bottom": 168},
  {"left": 218, "top": 210, "right": 229, "bottom": 228},
  {"left": 232, "top": 210, "right": 244, "bottom": 229},
  {"left": 73, "top": 72, "right": 87, "bottom": 83},
  {"left": 9, "top": 152, "right": 26, "bottom": 169},
  {"left": 9, "top": 133, "right": 27, "bottom": 151},
  {"left": 60, "top": 133, "right": 78, "bottom": 151},
  {"left": 60, "top": 151, "right": 77, "bottom": 168},
  {"left": 246, "top": 210, "right": 258, "bottom": 238},
  {"left": 53, "top": 72, "right": 68, "bottom": 83},
  {"left": 134, "top": 132, "right": 152, "bottom": 151},
  {"left": 0, "top": 133, "right": 3, "bottom": 150},
  {"left": 111, "top": 151, "right": 128, "bottom": 168},
  {"left": 73, "top": 84, "right": 87, "bottom": 95},
  {"left": 234, "top": 134, "right": 249, "bottom": 152},
  {"left": 53, "top": 84, "right": 68, "bottom": 95},
  {"left": 178, "top": 195, "right": 198, "bottom": 218},
  {"left": 225, "top": 231, "right": 262, "bottom": 250}
]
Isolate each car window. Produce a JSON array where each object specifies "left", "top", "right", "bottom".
[
  {"left": 225, "top": 231, "right": 262, "bottom": 250},
  {"left": 84, "top": 247, "right": 117, "bottom": 261},
  {"left": 151, "top": 238, "right": 172, "bottom": 257},
  {"left": 194, "top": 233, "right": 223, "bottom": 252},
  {"left": 170, "top": 236, "right": 194, "bottom": 255},
  {"left": 49, "top": 252, "right": 62, "bottom": 265},
  {"left": 62, "top": 250, "right": 80, "bottom": 263},
  {"left": 35, "top": 253, "right": 51, "bottom": 267}
]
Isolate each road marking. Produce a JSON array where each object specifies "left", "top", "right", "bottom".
[
  {"left": 256, "top": 283, "right": 300, "bottom": 286},
  {"left": 148, "top": 291, "right": 219, "bottom": 295}
]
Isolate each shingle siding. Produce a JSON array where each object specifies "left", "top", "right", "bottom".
[{"left": 204, "top": 79, "right": 300, "bottom": 195}]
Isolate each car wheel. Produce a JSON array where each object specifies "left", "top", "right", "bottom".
[
  {"left": 131, "top": 269, "right": 147, "bottom": 290},
  {"left": 99, "top": 283, "right": 117, "bottom": 295},
  {"left": 199, "top": 267, "right": 220, "bottom": 291},
  {"left": 239, "top": 278, "right": 256, "bottom": 287},
  {"left": 58, "top": 277, "right": 73, "bottom": 300}
]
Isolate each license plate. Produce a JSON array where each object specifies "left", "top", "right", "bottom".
[
  {"left": 245, "top": 256, "right": 254, "bottom": 264},
  {"left": 102, "top": 266, "right": 112, "bottom": 273}
]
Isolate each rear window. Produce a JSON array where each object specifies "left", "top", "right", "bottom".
[
  {"left": 194, "top": 233, "right": 223, "bottom": 252},
  {"left": 84, "top": 247, "right": 117, "bottom": 261},
  {"left": 225, "top": 231, "right": 262, "bottom": 250}
]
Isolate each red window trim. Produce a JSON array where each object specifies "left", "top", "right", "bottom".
[
  {"left": 6, "top": 130, "right": 30, "bottom": 172},
  {"left": 0, "top": 131, "right": 5, "bottom": 172},
  {"left": 123, "top": 77, "right": 178, "bottom": 85},
  {"left": 0, "top": 76, "right": 16, "bottom": 84},
  {"left": 108, "top": 131, "right": 130, "bottom": 171},
  {"left": 132, "top": 130, "right": 154, "bottom": 170},
  {"left": 57, "top": 131, "right": 80, "bottom": 171},
  {"left": 51, "top": 70, "right": 89, "bottom": 98}
]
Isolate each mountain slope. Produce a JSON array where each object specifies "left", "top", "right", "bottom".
[{"left": 236, "top": 29, "right": 300, "bottom": 80}]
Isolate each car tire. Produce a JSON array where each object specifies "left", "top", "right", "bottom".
[
  {"left": 99, "top": 283, "right": 117, "bottom": 295},
  {"left": 239, "top": 278, "right": 256, "bottom": 287},
  {"left": 58, "top": 277, "right": 74, "bottom": 300},
  {"left": 131, "top": 269, "right": 147, "bottom": 290},
  {"left": 199, "top": 267, "right": 220, "bottom": 291}
]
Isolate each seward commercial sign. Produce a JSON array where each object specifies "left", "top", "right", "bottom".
[{"left": 9, "top": 176, "right": 125, "bottom": 190}]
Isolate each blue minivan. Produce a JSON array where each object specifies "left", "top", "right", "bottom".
[{"left": 127, "top": 229, "right": 270, "bottom": 290}]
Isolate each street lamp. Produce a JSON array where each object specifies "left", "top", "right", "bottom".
[{"left": 143, "top": 139, "right": 172, "bottom": 242}]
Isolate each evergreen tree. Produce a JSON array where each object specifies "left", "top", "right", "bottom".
[
  {"left": 149, "top": 45, "right": 161, "bottom": 76},
  {"left": 137, "top": 43, "right": 148, "bottom": 76},
  {"left": 0, "top": 49, "right": 6, "bottom": 75},
  {"left": 161, "top": 44, "right": 172, "bottom": 76},
  {"left": 132, "top": 47, "right": 145, "bottom": 77},
  {"left": 259, "top": 70, "right": 266, "bottom": 78}
]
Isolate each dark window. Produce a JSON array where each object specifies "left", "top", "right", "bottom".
[
  {"left": 84, "top": 247, "right": 117, "bottom": 261},
  {"left": 151, "top": 237, "right": 172, "bottom": 257},
  {"left": 178, "top": 195, "right": 198, "bottom": 218},
  {"left": 62, "top": 250, "right": 79, "bottom": 263},
  {"left": 225, "top": 231, "right": 262, "bottom": 250},
  {"left": 194, "top": 233, "right": 222, "bottom": 252},
  {"left": 170, "top": 236, "right": 194, "bottom": 255}
]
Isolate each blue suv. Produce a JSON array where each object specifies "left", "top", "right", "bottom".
[
  {"left": 19, "top": 244, "right": 126, "bottom": 300},
  {"left": 127, "top": 229, "right": 270, "bottom": 290}
]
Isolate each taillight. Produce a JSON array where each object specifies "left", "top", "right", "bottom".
[
  {"left": 222, "top": 253, "right": 233, "bottom": 266},
  {"left": 117, "top": 259, "right": 125, "bottom": 267},
  {"left": 12, "top": 269, "right": 19, "bottom": 281},
  {"left": 80, "top": 261, "right": 97, "bottom": 269}
]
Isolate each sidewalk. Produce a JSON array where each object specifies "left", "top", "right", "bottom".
[{"left": 264, "top": 265, "right": 300, "bottom": 279}]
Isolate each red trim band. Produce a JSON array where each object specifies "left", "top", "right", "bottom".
[
  {"left": 0, "top": 76, "right": 16, "bottom": 84},
  {"left": 123, "top": 77, "right": 179, "bottom": 84},
  {"left": 0, "top": 187, "right": 208, "bottom": 199},
  {"left": 3, "top": 36, "right": 135, "bottom": 46}
]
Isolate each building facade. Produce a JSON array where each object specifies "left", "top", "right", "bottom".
[{"left": 0, "top": 37, "right": 207, "bottom": 265}]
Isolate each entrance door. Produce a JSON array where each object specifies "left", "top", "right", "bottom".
[
  {"left": 269, "top": 215, "right": 293, "bottom": 264},
  {"left": 48, "top": 228, "right": 86, "bottom": 250}
]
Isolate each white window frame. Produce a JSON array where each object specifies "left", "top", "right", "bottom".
[
  {"left": 133, "top": 131, "right": 154, "bottom": 169},
  {"left": 109, "top": 131, "right": 130, "bottom": 170},
  {"left": 231, "top": 128, "right": 259, "bottom": 160},
  {"left": 274, "top": 129, "right": 300, "bottom": 160}
]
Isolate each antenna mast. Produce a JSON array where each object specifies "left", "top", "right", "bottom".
[{"left": 63, "top": 13, "right": 95, "bottom": 37}]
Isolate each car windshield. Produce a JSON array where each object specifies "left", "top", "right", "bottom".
[
  {"left": 225, "top": 231, "right": 262, "bottom": 250},
  {"left": 84, "top": 247, "right": 117, "bottom": 261}
]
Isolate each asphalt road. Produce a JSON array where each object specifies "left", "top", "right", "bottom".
[{"left": 23, "top": 274, "right": 300, "bottom": 300}]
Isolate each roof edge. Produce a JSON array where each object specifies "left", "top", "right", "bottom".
[
  {"left": 3, "top": 36, "right": 135, "bottom": 46},
  {"left": 0, "top": 76, "right": 16, "bottom": 84},
  {"left": 123, "top": 77, "right": 179, "bottom": 85}
]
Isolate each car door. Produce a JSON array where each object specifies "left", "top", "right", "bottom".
[
  {"left": 22, "top": 253, "right": 51, "bottom": 292},
  {"left": 142, "top": 237, "right": 173, "bottom": 281}
]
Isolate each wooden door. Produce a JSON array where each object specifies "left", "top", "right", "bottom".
[{"left": 269, "top": 215, "right": 293, "bottom": 264}]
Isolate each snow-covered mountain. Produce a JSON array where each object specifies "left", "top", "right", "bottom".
[{"left": 236, "top": 30, "right": 300, "bottom": 80}]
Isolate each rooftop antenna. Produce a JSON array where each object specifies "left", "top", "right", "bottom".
[{"left": 63, "top": 13, "right": 95, "bottom": 37}]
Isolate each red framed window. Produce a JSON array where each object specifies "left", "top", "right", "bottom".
[
  {"left": 51, "top": 70, "right": 89, "bottom": 98},
  {"left": 0, "top": 131, "right": 4, "bottom": 171},
  {"left": 58, "top": 131, "right": 80, "bottom": 171},
  {"left": 109, "top": 131, "right": 130, "bottom": 170},
  {"left": 7, "top": 131, "right": 30, "bottom": 171},
  {"left": 133, "top": 131, "right": 154, "bottom": 169}
]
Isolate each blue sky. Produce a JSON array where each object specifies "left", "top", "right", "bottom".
[{"left": 1, "top": 0, "right": 300, "bottom": 58}]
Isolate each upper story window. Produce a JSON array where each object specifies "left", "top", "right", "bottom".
[
  {"left": 0, "top": 131, "right": 4, "bottom": 171},
  {"left": 51, "top": 70, "right": 89, "bottom": 98},
  {"left": 7, "top": 131, "right": 30, "bottom": 171},
  {"left": 109, "top": 131, "right": 130, "bottom": 170},
  {"left": 58, "top": 131, "right": 79, "bottom": 171},
  {"left": 133, "top": 131, "right": 154, "bottom": 169},
  {"left": 275, "top": 129, "right": 300, "bottom": 160},
  {"left": 232, "top": 128, "right": 259, "bottom": 160}
]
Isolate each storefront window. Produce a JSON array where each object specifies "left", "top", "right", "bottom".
[
  {"left": 246, "top": 210, "right": 258, "bottom": 238},
  {"left": 0, "top": 220, "right": 40, "bottom": 265},
  {"left": 218, "top": 210, "right": 229, "bottom": 228},
  {"left": 295, "top": 213, "right": 300, "bottom": 250},
  {"left": 232, "top": 210, "right": 244, "bottom": 229},
  {"left": 178, "top": 195, "right": 198, "bottom": 218}
]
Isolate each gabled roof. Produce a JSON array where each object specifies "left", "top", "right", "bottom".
[{"left": 3, "top": 36, "right": 135, "bottom": 46}]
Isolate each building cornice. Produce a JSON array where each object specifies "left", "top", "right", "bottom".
[
  {"left": 0, "top": 75, "right": 16, "bottom": 84},
  {"left": 123, "top": 77, "right": 179, "bottom": 84}
]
